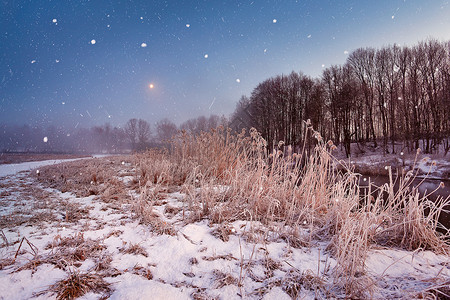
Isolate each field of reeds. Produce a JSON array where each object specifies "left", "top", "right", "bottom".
[{"left": 133, "top": 125, "right": 450, "bottom": 298}]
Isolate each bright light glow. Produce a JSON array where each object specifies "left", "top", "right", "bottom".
[
  {"left": 236, "top": 78, "right": 240, "bottom": 83},
  {"left": 186, "top": 24, "right": 190, "bottom": 28},
  {"left": 149, "top": 83, "right": 154, "bottom": 89},
  {"left": 272, "top": 19, "right": 277, "bottom": 23},
  {"left": 204, "top": 54, "right": 208, "bottom": 58}
]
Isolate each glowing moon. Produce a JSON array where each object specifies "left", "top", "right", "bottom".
[{"left": 149, "top": 83, "right": 154, "bottom": 89}]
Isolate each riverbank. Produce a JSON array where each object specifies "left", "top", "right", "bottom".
[{"left": 332, "top": 143, "right": 450, "bottom": 180}]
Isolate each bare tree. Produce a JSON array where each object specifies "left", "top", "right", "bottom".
[
  {"left": 156, "top": 118, "right": 178, "bottom": 143},
  {"left": 137, "top": 119, "right": 151, "bottom": 150},
  {"left": 125, "top": 118, "right": 138, "bottom": 150}
]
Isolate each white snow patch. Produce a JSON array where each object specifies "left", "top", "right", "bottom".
[{"left": 109, "top": 273, "right": 190, "bottom": 300}]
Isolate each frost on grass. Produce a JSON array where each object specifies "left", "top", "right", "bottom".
[{"left": 0, "top": 129, "right": 449, "bottom": 299}]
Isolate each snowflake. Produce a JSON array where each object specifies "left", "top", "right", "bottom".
[
  {"left": 186, "top": 24, "right": 190, "bottom": 28},
  {"left": 43, "top": 137, "right": 48, "bottom": 143},
  {"left": 236, "top": 78, "right": 240, "bottom": 83},
  {"left": 272, "top": 19, "right": 277, "bottom": 23},
  {"left": 52, "top": 18, "right": 57, "bottom": 23},
  {"left": 141, "top": 42, "right": 147, "bottom": 48},
  {"left": 204, "top": 54, "right": 208, "bottom": 58},
  {"left": 90, "top": 39, "right": 96, "bottom": 45}
]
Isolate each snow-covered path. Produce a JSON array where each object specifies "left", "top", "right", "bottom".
[{"left": 0, "top": 158, "right": 90, "bottom": 178}]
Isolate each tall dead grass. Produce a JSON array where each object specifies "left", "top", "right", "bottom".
[{"left": 135, "top": 125, "right": 449, "bottom": 298}]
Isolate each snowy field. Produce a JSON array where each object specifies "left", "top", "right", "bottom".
[{"left": 0, "top": 157, "right": 449, "bottom": 299}]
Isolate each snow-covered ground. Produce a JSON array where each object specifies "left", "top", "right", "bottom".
[
  {"left": 0, "top": 159, "right": 449, "bottom": 299},
  {"left": 332, "top": 143, "right": 450, "bottom": 181}
]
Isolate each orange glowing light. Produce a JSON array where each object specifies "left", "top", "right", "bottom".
[{"left": 149, "top": 83, "right": 154, "bottom": 89}]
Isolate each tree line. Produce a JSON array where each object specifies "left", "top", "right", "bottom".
[
  {"left": 0, "top": 114, "right": 226, "bottom": 153},
  {"left": 231, "top": 39, "right": 450, "bottom": 157}
]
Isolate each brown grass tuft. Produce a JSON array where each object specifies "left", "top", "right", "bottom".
[{"left": 43, "top": 270, "right": 111, "bottom": 300}]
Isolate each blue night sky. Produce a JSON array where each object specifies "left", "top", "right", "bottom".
[{"left": 1, "top": 0, "right": 449, "bottom": 129}]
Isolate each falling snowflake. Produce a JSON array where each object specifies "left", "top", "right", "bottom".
[
  {"left": 141, "top": 42, "right": 147, "bottom": 48},
  {"left": 204, "top": 54, "right": 208, "bottom": 58},
  {"left": 55, "top": 59, "right": 60, "bottom": 63},
  {"left": 43, "top": 137, "right": 48, "bottom": 143},
  {"left": 307, "top": 34, "right": 312, "bottom": 38},
  {"left": 107, "top": 24, "right": 110, "bottom": 28},
  {"left": 236, "top": 78, "right": 240, "bottom": 83},
  {"left": 62, "top": 102, "right": 65, "bottom": 105},
  {"left": 90, "top": 39, "right": 96, "bottom": 45},
  {"left": 321, "top": 64, "right": 325, "bottom": 68},
  {"left": 272, "top": 19, "right": 277, "bottom": 23},
  {"left": 264, "top": 48, "right": 267, "bottom": 53},
  {"left": 31, "top": 60, "right": 36, "bottom": 64},
  {"left": 391, "top": 15, "right": 395, "bottom": 19},
  {"left": 52, "top": 18, "right": 57, "bottom": 23},
  {"left": 140, "top": 16, "right": 143, "bottom": 20},
  {"left": 186, "top": 24, "right": 190, "bottom": 28},
  {"left": 344, "top": 50, "right": 349, "bottom": 55}
]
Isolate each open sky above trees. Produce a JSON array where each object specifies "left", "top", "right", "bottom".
[{"left": 1, "top": 0, "right": 450, "bottom": 130}]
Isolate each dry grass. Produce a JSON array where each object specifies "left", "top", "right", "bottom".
[
  {"left": 212, "top": 269, "right": 239, "bottom": 288},
  {"left": 12, "top": 233, "right": 108, "bottom": 273},
  {"left": 120, "top": 243, "right": 148, "bottom": 257},
  {"left": 34, "top": 156, "right": 132, "bottom": 202},
  {"left": 133, "top": 125, "right": 449, "bottom": 298},
  {"left": 40, "top": 269, "right": 111, "bottom": 300}
]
